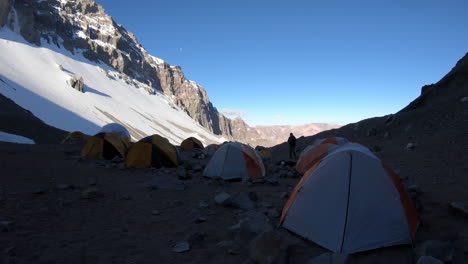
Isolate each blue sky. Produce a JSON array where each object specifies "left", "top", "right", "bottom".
[{"left": 95, "top": 0, "right": 468, "bottom": 126}]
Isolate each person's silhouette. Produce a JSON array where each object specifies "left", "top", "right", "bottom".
[{"left": 288, "top": 133, "right": 296, "bottom": 159}]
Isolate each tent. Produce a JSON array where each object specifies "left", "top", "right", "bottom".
[
  {"left": 296, "top": 143, "right": 339, "bottom": 174},
  {"left": 203, "top": 144, "right": 220, "bottom": 156},
  {"left": 81, "top": 132, "right": 129, "bottom": 159},
  {"left": 98, "top": 123, "right": 131, "bottom": 141},
  {"left": 314, "top": 137, "right": 349, "bottom": 146},
  {"left": 180, "top": 137, "right": 204, "bottom": 150},
  {"left": 125, "top": 135, "right": 179, "bottom": 168},
  {"left": 259, "top": 149, "right": 272, "bottom": 159},
  {"left": 203, "top": 142, "right": 265, "bottom": 180},
  {"left": 61, "top": 131, "right": 90, "bottom": 144},
  {"left": 281, "top": 143, "right": 419, "bottom": 254}
]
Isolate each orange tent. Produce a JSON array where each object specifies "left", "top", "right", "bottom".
[
  {"left": 296, "top": 143, "right": 339, "bottom": 174},
  {"left": 281, "top": 143, "right": 419, "bottom": 254},
  {"left": 203, "top": 142, "right": 265, "bottom": 180}
]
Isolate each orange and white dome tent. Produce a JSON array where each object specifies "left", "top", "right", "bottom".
[
  {"left": 296, "top": 143, "right": 340, "bottom": 174},
  {"left": 281, "top": 143, "right": 419, "bottom": 254},
  {"left": 203, "top": 142, "right": 265, "bottom": 180},
  {"left": 313, "top": 136, "right": 349, "bottom": 146}
]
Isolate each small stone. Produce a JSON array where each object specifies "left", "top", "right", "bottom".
[
  {"left": 408, "top": 185, "right": 423, "bottom": 197},
  {"left": 258, "top": 202, "right": 273, "bottom": 208},
  {"left": 4, "top": 246, "right": 15, "bottom": 255},
  {"left": 449, "top": 202, "right": 468, "bottom": 218},
  {"left": 33, "top": 187, "right": 46, "bottom": 194},
  {"left": 267, "top": 209, "right": 280, "bottom": 218},
  {"left": 406, "top": 143, "right": 418, "bottom": 149},
  {"left": 81, "top": 187, "right": 100, "bottom": 199},
  {"left": 194, "top": 216, "right": 207, "bottom": 223},
  {"left": 87, "top": 178, "right": 97, "bottom": 186},
  {"left": 383, "top": 131, "right": 390, "bottom": 139},
  {"left": 172, "top": 241, "right": 190, "bottom": 253},
  {"left": 0, "top": 220, "right": 14, "bottom": 231},
  {"left": 232, "top": 192, "right": 256, "bottom": 210},
  {"left": 265, "top": 178, "right": 279, "bottom": 185},
  {"left": 460, "top": 96, "right": 468, "bottom": 102},
  {"left": 176, "top": 167, "right": 189, "bottom": 180},
  {"left": 217, "top": 240, "right": 241, "bottom": 255},
  {"left": 151, "top": 210, "right": 161, "bottom": 215},
  {"left": 287, "top": 171, "right": 296, "bottom": 178},
  {"left": 56, "top": 184, "right": 73, "bottom": 190},
  {"left": 193, "top": 164, "right": 203, "bottom": 172},
  {"left": 214, "top": 192, "right": 232, "bottom": 206},
  {"left": 280, "top": 192, "right": 290, "bottom": 199},
  {"left": 416, "top": 256, "right": 444, "bottom": 264},
  {"left": 248, "top": 191, "right": 258, "bottom": 201},
  {"left": 117, "top": 163, "right": 126, "bottom": 170},
  {"left": 252, "top": 178, "right": 265, "bottom": 184},
  {"left": 121, "top": 194, "right": 131, "bottom": 200},
  {"left": 188, "top": 232, "right": 206, "bottom": 244},
  {"left": 198, "top": 201, "right": 209, "bottom": 208}
]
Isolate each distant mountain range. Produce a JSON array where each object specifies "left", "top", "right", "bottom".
[
  {"left": 255, "top": 123, "right": 341, "bottom": 146},
  {"left": 0, "top": 0, "right": 337, "bottom": 146}
]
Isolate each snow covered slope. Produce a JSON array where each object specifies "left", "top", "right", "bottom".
[{"left": 0, "top": 28, "right": 223, "bottom": 145}]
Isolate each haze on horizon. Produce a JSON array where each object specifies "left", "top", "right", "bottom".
[{"left": 96, "top": 0, "right": 468, "bottom": 127}]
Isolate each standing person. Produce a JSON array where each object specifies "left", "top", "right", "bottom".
[{"left": 288, "top": 133, "right": 297, "bottom": 159}]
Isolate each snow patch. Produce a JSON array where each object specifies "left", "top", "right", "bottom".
[{"left": 0, "top": 132, "right": 35, "bottom": 144}]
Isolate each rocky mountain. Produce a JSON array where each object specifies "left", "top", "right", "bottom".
[
  {"left": 255, "top": 123, "right": 340, "bottom": 146},
  {"left": 0, "top": 0, "right": 242, "bottom": 141}
]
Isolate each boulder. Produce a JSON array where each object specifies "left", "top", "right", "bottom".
[
  {"left": 449, "top": 202, "right": 468, "bottom": 218},
  {"left": 231, "top": 192, "right": 256, "bottom": 210},
  {"left": 415, "top": 240, "right": 455, "bottom": 263},
  {"left": 233, "top": 211, "right": 274, "bottom": 244},
  {"left": 172, "top": 241, "right": 190, "bottom": 253},
  {"left": 214, "top": 192, "right": 232, "bottom": 206}
]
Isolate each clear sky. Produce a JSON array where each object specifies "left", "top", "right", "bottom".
[{"left": 95, "top": 0, "right": 468, "bottom": 126}]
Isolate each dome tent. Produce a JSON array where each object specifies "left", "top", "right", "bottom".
[
  {"left": 180, "top": 137, "right": 204, "bottom": 150},
  {"left": 203, "top": 142, "right": 265, "bottom": 181},
  {"left": 81, "top": 132, "right": 129, "bottom": 160},
  {"left": 98, "top": 123, "right": 131, "bottom": 141},
  {"left": 281, "top": 143, "right": 419, "bottom": 254},
  {"left": 296, "top": 143, "right": 340, "bottom": 174},
  {"left": 313, "top": 137, "right": 349, "bottom": 146},
  {"left": 125, "top": 135, "right": 179, "bottom": 168},
  {"left": 61, "top": 131, "right": 90, "bottom": 144}
]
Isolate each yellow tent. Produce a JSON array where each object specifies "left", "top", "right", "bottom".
[
  {"left": 81, "top": 132, "right": 129, "bottom": 159},
  {"left": 61, "top": 131, "right": 90, "bottom": 144},
  {"left": 125, "top": 135, "right": 179, "bottom": 168},
  {"left": 180, "top": 137, "right": 204, "bottom": 150}
]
